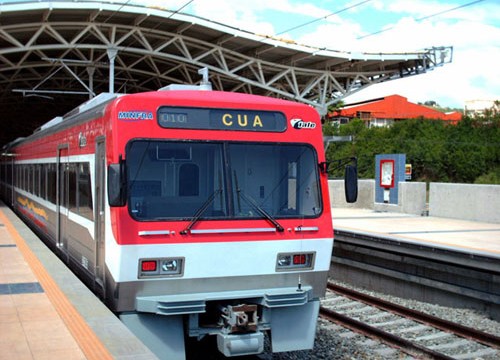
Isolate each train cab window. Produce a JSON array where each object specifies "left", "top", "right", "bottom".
[
  {"left": 126, "top": 140, "right": 225, "bottom": 220},
  {"left": 126, "top": 140, "right": 321, "bottom": 221},
  {"left": 228, "top": 143, "right": 321, "bottom": 218},
  {"left": 179, "top": 164, "right": 199, "bottom": 196}
]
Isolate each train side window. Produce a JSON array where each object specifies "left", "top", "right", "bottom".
[
  {"left": 16, "top": 165, "right": 21, "bottom": 189},
  {"left": 25, "top": 166, "right": 28, "bottom": 193},
  {"left": 20, "top": 165, "right": 23, "bottom": 190},
  {"left": 78, "top": 163, "right": 93, "bottom": 220},
  {"left": 30, "top": 165, "right": 34, "bottom": 194},
  {"left": 25, "top": 166, "right": 30, "bottom": 193},
  {"left": 34, "top": 164, "right": 41, "bottom": 197},
  {"left": 68, "top": 163, "right": 77, "bottom": 213},
  {"left": 30, "top": 165, "right": 33, "bottom": 193},
  {"left": 25, "top": 165, "right": 29, "bottom": 192},
  {"left": 47, "top": 164, "right": 57, "bottom": 204},
  {"left": 32, "top": 165, "right": 36, "bottom": 195},
  {"left": 41, "top": 164, "right": 47, "bottom": 200},
  {"left": 26, "top": 165, "right": 29, "bottom": 192},
  {"left": 32, "top": 165, "right": 36, "bottom": 196},
  {"left": 32, "top": 166, "right": 35, "bottom": 195}
]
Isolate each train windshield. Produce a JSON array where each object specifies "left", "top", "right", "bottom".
[{"left": 126, "top": 140, "right": 322, "bottom": 221}]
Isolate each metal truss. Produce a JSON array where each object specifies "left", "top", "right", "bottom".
[{"left": 0, "top": 1, "right": 453, "bottom": 118}]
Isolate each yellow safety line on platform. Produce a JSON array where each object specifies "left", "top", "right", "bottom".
[{"left": 0, "top": 210, "right": 113, "bottom": 360}]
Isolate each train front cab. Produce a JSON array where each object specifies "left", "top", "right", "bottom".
[{"left": 103, "top": 91, "right": 357, "bottom": 359}]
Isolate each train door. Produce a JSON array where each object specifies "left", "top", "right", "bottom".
[
  {"left": 56, "top": 145, "right": 70, "bottom": 259},
  {"left": 94, "top": 138, "right": 106, "bottom": 295}
]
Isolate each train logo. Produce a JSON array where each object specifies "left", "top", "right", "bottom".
[
  {"left": 118, "top": 110, "right": 154, "bottom": 121},
  {"left": 290, "top": 118, "right": 316, "bottom": 129}
]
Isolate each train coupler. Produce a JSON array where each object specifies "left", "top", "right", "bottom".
[
  {"left": 217, "top": 304, "right": 263, "bottom": 356},
  {"left": 219, "top": 304, "right": 258, "bottom": 333}
]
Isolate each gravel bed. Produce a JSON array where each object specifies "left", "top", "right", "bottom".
[
  {"left": 266, "top": 279, "right": 500, "bottom": 360},
  {"left": 269, "top": 318, "right": 396, "bottom": 359}
]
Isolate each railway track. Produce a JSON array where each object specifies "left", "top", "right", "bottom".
[{"left": 321, "top": 282, "right": 500, "bottom": 359}]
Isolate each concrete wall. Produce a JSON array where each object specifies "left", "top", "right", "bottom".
[
  {"left": 400, "top": 182, "right": 427, "bottom": 215},
  {"left": 329, "top": 179, "right": 427, "bottom": 215},
  {"left": 374, "top": 182, "right": 427, "bottom": 215},
  {"left": 329, "top": 179, "right": 375, "bottom": 209},
  {"left": 328, "top": 179, "right": 500, "bottom": 223},
  {"left": 429, "top": 183, "right": 500, "bottom": 223}
]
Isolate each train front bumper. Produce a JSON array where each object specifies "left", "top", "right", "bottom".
[{"left": 135, "top": 285, "right": 320, "bottom": 355}]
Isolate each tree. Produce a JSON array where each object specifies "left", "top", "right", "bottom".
[{"left": 323, "top": 114, "right": 500, "bottom": 184}]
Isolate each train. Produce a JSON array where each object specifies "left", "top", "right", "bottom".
[{"left": 0, "top": 75, "right": 357, "bottom": 359}]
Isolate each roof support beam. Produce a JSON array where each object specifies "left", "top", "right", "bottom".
[{"left": 0, "top": 3, "right": 452, "bottom": 115}]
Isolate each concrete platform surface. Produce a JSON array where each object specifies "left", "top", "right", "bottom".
[
  {"left": 0, "top": 219, "right": 87, "bottom": 359},
  {"left": 0, "top": 203, "right": 157, "bottom": 360},
  {"left": 331, "top": 208, "right": 500, "bottom": 256}
]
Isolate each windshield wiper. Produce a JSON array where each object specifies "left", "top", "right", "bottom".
[
  {"left": 234, "top": 172, "right": 284, "bottom": 232},
  {"left": 180, "top": 189, "right": 222, "bottom": 235}
]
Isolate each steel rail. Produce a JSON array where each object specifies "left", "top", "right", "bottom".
[
  {"left": 319, "top": 306, "right": 454, "bottom": 360},
  {"left": 327, "top": 282, "right": 500, "bottom": 349}
]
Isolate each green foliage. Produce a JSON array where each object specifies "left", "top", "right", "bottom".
[
  {"left": 475, "top": 166, "right": 500, "bottom": 184},
  {"left": 323, "top": 114, "right": 500, "bottom": 184}
]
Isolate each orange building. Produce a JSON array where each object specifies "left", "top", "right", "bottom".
[{"left": 329, "top": 95, "right": 462, "bottom": 127}]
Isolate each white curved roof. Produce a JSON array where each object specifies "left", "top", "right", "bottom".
[{"left": 0, "top": 0, "right": 452, "bottom": 143}]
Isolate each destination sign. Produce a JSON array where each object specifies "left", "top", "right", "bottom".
[{"left": 157, "top": 107, "right": 287, "bottom": 132}]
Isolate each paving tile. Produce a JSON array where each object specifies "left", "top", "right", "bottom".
[
  {"left": 0, "top": 294, "right": 16, "bottom": 314},
  {"left": 0, "top": 295, "right": 18, "bottom": 324},
  {"left": 0, "top": 229, "right": 15, "bottom": 246},
  {"left": 11, "top": 293, "right": 50, "bottom": 307},
  {"left": 0, "top": 310, "right": 19, "bottom": 324},
  {"left": 23, "top": 319, "right": 84, "bottom": 355},
  {"left": 0, "top": 340, "right": 33, "bottom": 360},
  {"left": 0, "top": 320, "right": 26, "bottom": 344},
  {"left": 32, "top": 348, "right": 86, "bottom": 360},
  {"left": 17, "top": 301, "right": 60, "bottom": 323}
]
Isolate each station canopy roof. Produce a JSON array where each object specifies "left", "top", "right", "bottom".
[{"left": 0, "top": 0, "right": 453, "bottom": 145}]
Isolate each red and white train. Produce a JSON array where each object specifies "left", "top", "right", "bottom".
[{"left": 0, "top": 79, "right": 356, "bottom": 359}]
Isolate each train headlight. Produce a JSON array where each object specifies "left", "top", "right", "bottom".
[
  {"left": 276, "top": 252, "right": 315, "bottom": 271},
  {"left": 139, "top": 257, "right": 184, "bottom": 278},
  {"left": 277, "top": 255, "right": 291, "bottom": 267},
  {"left": 161, "top": 259, "right": 180, "bottom": 273}
]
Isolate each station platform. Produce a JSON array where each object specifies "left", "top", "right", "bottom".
[
  {"left": 331, "top": 208, "right": 500, "bottom": 257},
  {"left": 2, "top": 204, "right": 499, "bottom": 359},
  {"left": 0, "top": 203, "right": 157, "bottom": 360}
]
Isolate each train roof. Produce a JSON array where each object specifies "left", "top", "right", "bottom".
[{"left": 4, "top": 85, "right": 321, "bottom": 151}]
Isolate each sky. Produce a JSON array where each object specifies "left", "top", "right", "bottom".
[{"left": 141, "top": 0, "right": 500, "bottom": 109}]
